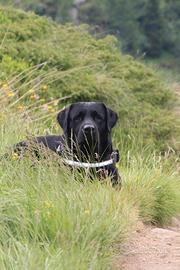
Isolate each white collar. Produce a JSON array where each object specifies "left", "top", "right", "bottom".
[
  {"left": 62, "top": 158, "right": 115, "bottom": 168},
  {"left": 56, "top": 144, "right": 119, "bottom": 168}
]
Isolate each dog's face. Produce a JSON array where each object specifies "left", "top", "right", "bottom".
[{"left": 57, "top": 102, "right": 118, "bottom": 155}]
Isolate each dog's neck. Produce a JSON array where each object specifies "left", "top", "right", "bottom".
[{"left": 63, "top": 134, "right": 113, "bottom": 162}]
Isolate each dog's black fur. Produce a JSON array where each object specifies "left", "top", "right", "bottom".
[{"left": 14, "top": 102, "right": 120, "bottom": 185}]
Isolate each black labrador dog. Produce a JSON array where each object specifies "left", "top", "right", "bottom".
[{"left": 14, "top": 102, "right": 120, "bottom": 185}]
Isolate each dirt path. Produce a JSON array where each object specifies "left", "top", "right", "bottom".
[
  {"left": 113, "top": 219, "right": 180, "bottom": 270},
  {"left": 172, "top": 82, "right": 180, "bottom": 115}
]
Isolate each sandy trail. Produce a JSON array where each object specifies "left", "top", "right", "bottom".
[{"left": 113, "top": 219, "right": 180, "bottom": 270}]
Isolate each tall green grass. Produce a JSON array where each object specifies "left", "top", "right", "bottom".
[{"left": 0, "top": 87, "right": 179, "bottom": 269}]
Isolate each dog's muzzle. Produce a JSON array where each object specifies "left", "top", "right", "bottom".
[
  {"left": 78, "top": 123, "right": 98, "bottom": 144},
  {"left": 83, "top": 124, "right": 95, "bottom": 133}
]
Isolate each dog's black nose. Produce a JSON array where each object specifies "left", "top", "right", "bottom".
[{"left": 83, "top": 124, "right": 95, "bottom": 133}]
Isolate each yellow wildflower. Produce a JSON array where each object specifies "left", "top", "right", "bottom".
[
  {"left": 53, "top": 100, "right": 59, "bottom": 106},
  {"left": 48, "top": 105, "right": 55, "bottom": 113},
  {"left": 7, "top": 91, "right": 15, "bottom": 97},
  {"left": 12, "top": 152, "right": 19, "bottom": 160},
  {"left": 54, "top": 123, "right": 59, "bottom": 131},
  {"left": 84, "top": 209, "right": 90, "bottom": 215},
  {"left": 42, "top": 85, "right": 48, "bottom": 91},
  {"left": 44, "top": 201, "right": 54, "bottom": 209},
  {"left": 30, "top": 93, "right": 40, "bottom": 100},
  {"left": 17, "top": 105, "right": 25, "bottom": 111},
  {"left": 29, "top": 89, "right": 35, "bottom": 94},
  {"left": 2, "top": 83, "right": 9, "bottom": 89}
]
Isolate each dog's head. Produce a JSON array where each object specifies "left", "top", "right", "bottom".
[{"left": 57, "top": 102, "right": 118, "bottom": 156}]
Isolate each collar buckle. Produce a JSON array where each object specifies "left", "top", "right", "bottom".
[{"left": 111, "top": 149, "right": 119, "bottom": 163}]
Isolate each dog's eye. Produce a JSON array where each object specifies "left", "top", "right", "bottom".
[
  {"left": 74, "top": 113, "right": 83, "bottom": 122},
  {"left": 94, "top": 113, "right": 103, "bottom": 121}
]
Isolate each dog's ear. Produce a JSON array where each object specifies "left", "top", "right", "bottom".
[
  {"left": 106, "top": 106, "right": 118, "bottom": 131},
  {"left": 57, "top": 105, "right": 71, "bottom": 134}
]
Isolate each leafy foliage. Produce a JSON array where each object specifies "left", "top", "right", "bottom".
[
  {"left": 0, "top": 0, "right": 74, "bottom": 21},
  {"left": 1, "top": 0, "right": 180, "bottom": 57},
  {"left": 79, "top": 0, "right": 180, "bottom": 57},
  {"left": 142, "top": 0, "right": 164, "bottom": 57}
]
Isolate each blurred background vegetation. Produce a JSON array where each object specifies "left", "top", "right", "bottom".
[
  {"left": 0, "top": 3, "right": 179, "bottom": 269},
  {"left": 1, "top": 0, "right": 180, "bottom": 63}
]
